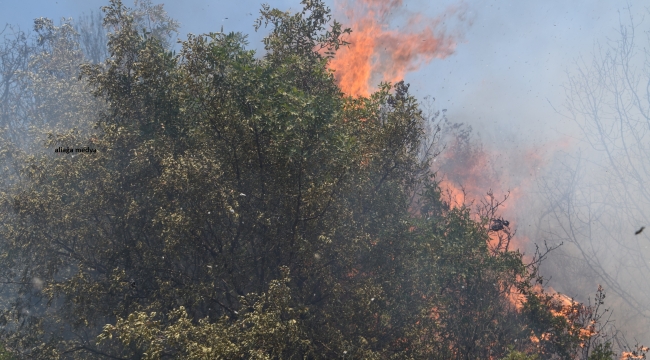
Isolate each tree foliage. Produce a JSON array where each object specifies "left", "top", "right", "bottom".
[{"left": 0, "top": 0, "right": 627, "bottom": 359}]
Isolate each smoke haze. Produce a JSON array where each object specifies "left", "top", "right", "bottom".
[{"left": 4, "top": 0, "right": 650, "bottom": 347}]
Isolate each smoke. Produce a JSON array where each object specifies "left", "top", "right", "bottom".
[
  {"left": 328, "top": 0, "right": 650, "bottom": 346},
  {"left": 3, "top": 0, "right": 650, "bottom": 349},
  {"left": 431, "top": 119, "right": 574, "bottom": 252}
]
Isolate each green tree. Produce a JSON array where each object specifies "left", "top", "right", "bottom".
[{"left": 0, "top": 0, "right": 618, "bottom": 358}]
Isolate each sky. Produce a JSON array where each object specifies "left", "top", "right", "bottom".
[
  {"left": 3, "top": 0, "right": 650, "bottom": 340},
  {"left": 1, "top": 0, "right": 644, "bottom": 279},
  {"left": 0, "top": 2, "right": 643, "bottom": 239},
  {"left": 1, "top": 0, "right": 640, "bottom": 148}
]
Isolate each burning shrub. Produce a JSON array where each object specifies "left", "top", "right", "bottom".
[{"left": 0, "top": 0, "right": 640, "bottom": 359}]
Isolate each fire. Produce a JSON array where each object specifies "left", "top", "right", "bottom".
[
  {"left": 546, "top": 289, "right": 577, "bottom": 317},
  {"left": 621, "top": 346, "right": 650, "bottom": 359},
  {"left": 330, "top": 0, "right": 468, "bottom": 97},
  {"left": 436, "top": 137, "right": 497, "bottom": 210},
  {"left": 327, "top": 0, "right": 573, "bottom": 255},
  {"left": 578, "top": 326, "right": 597, "bottom": 338},
  {"left": 506, "top": 284, "right": 526, "bottom": 311},
  {"left": 622, "top": 352, "right": 646, "bottom": 360},
  {"left": 434, "top": 133, "right": 574, "bottom": 252},
  {"left": 326, "top": 1, "right": 590, "bottom": 350},
  {"left": 530, "top": 332, "right": 551, "bottom": 344}
]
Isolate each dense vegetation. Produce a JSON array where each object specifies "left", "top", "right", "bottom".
[{"left": 0, "top": 0, "right": 633, "bottom": 358}]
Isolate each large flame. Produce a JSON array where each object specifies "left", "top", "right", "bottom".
[
  {"left": 330, "top": 0, "right": 467, "bottom": 97},
  {"left": 327, "top": 1, "right": 593, "bottom": 345}
]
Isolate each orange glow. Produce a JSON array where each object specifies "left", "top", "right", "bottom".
[
  {"left": 432, "top": 129, "right": 579, "bottom": 337},
  {"left": 530, "top": 332, "right": 550, "bottom": 344},
  {"left": 578, "top": 326, "right": 597, "bottom": 338},
  {"left": 622, "top": 352, "right": 646, "bottom": 360},
  {"left": 330, "top": 0, "right": 467, "bottom": 97},
  {"left": 547, "top": 290, "right": 576, "bottom": 317},
  {"left": 329, "top": 0, "right": 587, "bottom": 347},
  {"left": 436, "top": 137, "right": 496, "bottom": 211},
  {"left": 621, "top": 346, "right": 650, "bottom": 359},
  {"left": 506, "top": 285, "right": 526, "bottom": 311},
  {"left": 434, "top": 135, "right": 574, "bottom": 253},
  {"left": 438, "top": 180, "right": 468, "bottom": 209}
]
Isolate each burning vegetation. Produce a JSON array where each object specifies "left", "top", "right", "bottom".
[{"left": 0, "top": 0, "right": 645, "bottom": 358}]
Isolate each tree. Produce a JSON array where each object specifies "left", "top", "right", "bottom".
[
  {"left": 0, "top": 0, "right": 616, "bottom": 358},
  {"left": 0, "top": 24, "right": 33, "bottom": 151},
  {"left": 75, "top": 11, "right": 109, "bottom": 64},
  {"left": 539, "top": 6, "right": 650, "bottom": 345}
]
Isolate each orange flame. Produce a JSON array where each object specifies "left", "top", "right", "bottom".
[
  {"left": 435, "top": 135, "right": 573, "bottom": 252},
  {"left": 328, "top": 0, "right": 585, "bottom": 340},
  {"left": 330, "top": 0, "right": 468, "bottom": 97},
  {"left": 622, "top": 352, "right": 647, "bottom": 360}
]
